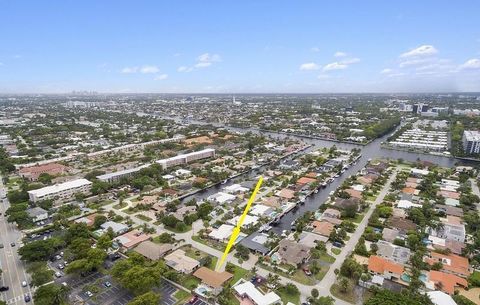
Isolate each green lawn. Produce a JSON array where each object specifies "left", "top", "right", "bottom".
[
  {"left": 319, "top": 252, "right": 336, "bottom": 263},
  {"left": 174, "top": 289, "right": 191, "bottom": 305},
  {"left": 164, "top": 224, "right": 192, "bottom": 233},
  {"left": 258, "top": 263, "right": 315, "bottom": 285},
  {"left": 330, "top": 278, "right": 356, "bottom": 303},
  {"left": 136, "top": 214, "right": 152, "bottom": 222},
  {"left": 352, "top": 212, "right": 365, "bottom": 223},
  {"left": 331, "top": 248, "right": 341, "bottom": 255},
  {"left": 276, "top": 286, "right": 300, "bottom": 304},
  {"left": 228, "top": 264, "right": 250, "bottom": 284},
  {"left": 191, "top": 235, "right": 226, "bottom": 251},
  {"left": 113, "top": 202, "right": 128, "bottom": 210},
  {"left": 179, "top": 275, "right": 201, "bottom": 290},
  {"left": 181, "top": 245, "right": 218, "bottom": 269}
]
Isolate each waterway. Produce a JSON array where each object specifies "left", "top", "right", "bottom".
[{"left": 157, "top": 115, "right": 479, "bottom": 233}]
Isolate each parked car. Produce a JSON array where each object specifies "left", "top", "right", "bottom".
[
  {"left": 332, "top": 241, "right": 344, "bottom": 248},
  {"left": 303, "top": 268, "right": 312, "bottom": 276},
  {"left": 0, "top": 286, "right": 9, "bottom": 292},
  {"left": 24, "top": 294, "right": 31, "bottom": 302},
  {"left": 188, "top": 296, "right": 198, "bottom": 304},
  {"left": 104, "top": 281, "right": 112, "bottom": 288},
  {"left": 55, "top": 272, "right": 62, "bottom": 278},
  {"left": 21, "top": 281, "right": 27, "bottom": 287},
  {"left": 0, "top": 244, "right": 4, "bottom": 249},
  {"left": 85, "top": 291, "right": 93, "bottom": 297},
  {"left": 10, "top": 242, "right": 15, "bottom": 247}
]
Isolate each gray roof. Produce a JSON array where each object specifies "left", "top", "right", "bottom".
[
  {"left": 27, "top": 207, "right": 48, "bottom": 218},
  {"left": 240, "top": 232, "right": 270, "bottom": 255}
]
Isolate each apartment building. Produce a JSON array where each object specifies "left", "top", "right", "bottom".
[
  {"left": 156, "top": 148, "right": 215, "bottom": 169},
  {"left": 27, "top": 178, "right": 92, "bottom": 203},
  {"left": 462, "top": 130, "right": 480, "bottom": 154}
]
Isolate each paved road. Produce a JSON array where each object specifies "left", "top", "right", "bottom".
[
  {"left": 316, "top": 169, "right": 398, "bottom": 300},
  {"left": 0, "top": 176, "right": 32, "bottom": 305}
]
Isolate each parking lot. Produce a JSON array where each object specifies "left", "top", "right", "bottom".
[
  {"left": 57, "top": 269, "right": 181, "bottom": 305},
  {"left": 158, "top": 281, "right": 178, "bottom": 305}
]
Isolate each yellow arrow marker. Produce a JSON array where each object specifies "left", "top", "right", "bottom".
[{"left": 215, "top": 176, "right": 263, "bottom": 271}]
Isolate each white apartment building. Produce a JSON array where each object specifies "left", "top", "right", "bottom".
[
  {"left": 462, "top": 130, "right": 480, "bottom": 154},
  {"left": 28, "top": 178, "right": 92, "bottom": 203},
  {"left": 156, "top": 148, "right": 215, "bottom": 169},
  {"left": 389, "top": 128, "right": 448, "bottom": 152}
]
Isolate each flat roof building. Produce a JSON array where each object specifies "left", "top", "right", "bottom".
[
  {"left": 27, "top": 178, "right": 92, "bottom": 203},
  {"left": 156, "top": 149, "right": 215, "bottom": 170}
]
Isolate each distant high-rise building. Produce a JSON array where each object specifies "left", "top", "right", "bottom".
[{"left": 462, "top": 130, "right": 480, "bottom": 154}]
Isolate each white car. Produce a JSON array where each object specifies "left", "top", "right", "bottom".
[
  {"left": 21, "top": 281, "right": 27, "bottom": 287},
  {"left": 85, "top": 291, "right": 93, "bottom": 297}
]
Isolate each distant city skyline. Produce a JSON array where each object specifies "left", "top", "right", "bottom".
[{"left": 0, "top": 1, "right": 479, "bottom": 93}]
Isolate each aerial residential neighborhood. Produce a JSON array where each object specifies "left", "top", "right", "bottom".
[{"left": 1, "top": 94, "right": 480, "bottom": 305}]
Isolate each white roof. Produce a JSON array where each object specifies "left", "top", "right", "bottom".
[
  {"left": 411, "top": 168, "right": 430, "bottom": 175},
  {"left": 351, "top": 184, "right": 365, "bottom": 192},
  {"left": 101, "top": 221, "right": 128, "bottom": 233},
  {"left": 209, "top": 224, "right": 234, "bottom": 240},
  {"left": 426, "top": 291, "right": 457, "bottom": 305},
  {"left": 208, "top": 192, "right": 236, "bottom": 204},
  {"left": 224, "top": 184, "right": 249, "bottom": 193},
  {"left": 249, "top": 205, "right": 272, "bottom": 216},
  {"left": 397, "top": 200, "right": 421, "bottom": 209},
  {"left": 234, "top": 281, "right": 281, "bottom": 305},
  {"left": 227, "top": 214, "right": 258, "bottom": 227},
  {"left": 96, "top": 164, "right": 150, "bottom": 180},
  {"left": 372, "top": 275, "right": 384, "bottom": 285},
  {"left": 28, "top": 178, "right": 92, "bottom": 197}
]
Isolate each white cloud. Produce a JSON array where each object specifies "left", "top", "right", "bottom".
[
  {"left": 322, "top": 56, "right": 360, "bottom": 72},
  {"left": 154, "top": 74, "right": 168, "bottom": 80},
  {"left": 194, "top": 62, "right": 212, "bottom": 68},
  {"left": 341, "top": 57, "right": 360, "bottom": 64},
  {"left": 323, "top": 62, "right": 348, "bottom": 71},
  {"left": 460, "top": 58, "right": 480, "bottom": 69},
  {"left": 177, "top": 66, "right": 192, "bottom": 72},
  {"left": 317, "top": 74, "right": 330, "bottom": 79},
  {"left": 179, "top": 53, "right": 222, "bottom": 71},
  {"left": 334, "top": 51, "right": 347, "bottom": 57},
  {"left": 399, "top": 58, "right": 432, "bottom": 68},
  {"left": 197, "top": 53, "right": 221, "bottom": 63},
  {"left": 311, "top": 47, "right": 320, "bottom": 52},
  {"left": 299, "top": 62, "right": 320, "bottom": 71},
  {"left": 121, "top": 67, "right": 138, "bottom": 74},
  {"left": 380, "top": 68, "right": 393, "bottom": 74},
  {"left": 139, "top": 65, "right": 159, "bottom": 74},
  {"left": 121, "top": 65, "right": 162, "bottom": 74},
  {"left": 400, "top": 45, "right": 438, "bottom": 58}
]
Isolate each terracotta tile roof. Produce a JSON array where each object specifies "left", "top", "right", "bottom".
[
  {"left": 312, "top": 220, "right": 334, "bottom": 237},
  {"left": 426, "top": 252, "right": 470, "bottom": 278},
  {"left": 297, "top": 177, "right": 317, "bottom": 185},
  {"left": 368, "top": 255, "right": 404, "bottom": 275},
  {"left": 437, "top": 190, "right": 460, "bottom": 200},
  {"left": 277, "top": 188, "right": 295, "bottom": 199},
  {"left": 429, "top": 270, "right": 468, "bottom": 294},
  {"left": 345, "top": 189, "right": 362, "bottom": 199},
  {"left": 402, "top": 187, "right": 417, "bottom": 194},
  {"left": 193, "top": 267, "right": 233, "bottom": 288}
]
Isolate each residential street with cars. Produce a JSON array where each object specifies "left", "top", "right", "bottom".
[{"left": 0, "top": 176, "right": 32, "bottom": 304}]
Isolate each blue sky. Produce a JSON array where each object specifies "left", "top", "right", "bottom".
[{"left": 1, "top": 1, "right": 479, "bottom": 93}]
